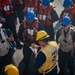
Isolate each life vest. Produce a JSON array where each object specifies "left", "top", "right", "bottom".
[
  {"left": 1, "top": 0, "right": 14, "bottom": 16},
  {"left": 37, "top": 4, "right": 53, "bottom": 25},
  {"left": 13, "top": 0, "right": 22, "bottom": 4},
  {"left": 38, "top": 41, "right": 58, "bottom": 74},
  {"left": 69, "top": 4, "right": 75, "bottom": 23},
  {"left": 58, "top": 27, "right": 74, "bottom": 52},
  {"left": 22, "top": 18, "right": 38, "bottom": 42},
  {"left": 24, "top": 0, "right": 38, "bottom": 14},
  {"left": 0, "top": 29, "right": 10, "bottom": 56}
]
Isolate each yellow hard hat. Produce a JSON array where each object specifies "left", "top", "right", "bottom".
[
  {"left": 4, "top": 64, "right": 19, "bottom": 75},
  {"left": 36, "top": 30, "right": 50, "bottom": 41}
]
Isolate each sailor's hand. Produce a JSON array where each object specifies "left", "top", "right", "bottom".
[{"left": 31, "top": 43, "right": 39, "bottom": 49}]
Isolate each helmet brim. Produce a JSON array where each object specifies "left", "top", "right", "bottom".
[
  {"left": 36, "top": 35, "right": 50, "bottom": 41},
  {"left": 60, "top": 21, "right": 71, "bottom": 26}
]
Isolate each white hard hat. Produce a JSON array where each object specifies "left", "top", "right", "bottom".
[{"left": 0, "top": 23, "right": 2, "bottom": 28}]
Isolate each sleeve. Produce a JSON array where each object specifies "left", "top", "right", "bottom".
[
  {"left": 18, "top": 23, "right": 24, "bottom": 42},
  {"left": 50, "top": 9, "right": 59, "bottom": 23},
  {"left": 56, "top": 30, "right": 60, "bottom": 43},
  {"left": 38, "top": 22, "right": 44, "bottom": 30},
  {"left": 22, "top": 0, "right": 25, "bottom": 8},
  {"left": 51, "top": 0, "right": 54, "bottom": 2},
  {"left": 11, "top": 0, "right": 18, "bottom": 19},
  {"left": 34, "top": 51, "right": 46, "bottom": 69},
  {"left": 73, "top": 31, "right": 75, "bottom": 42},
  {"left": 0, "top": 16, "right": 1, "bottom": 20},
  {"left": 0, "top": 13, "right": 3, "bottom": 21},
  {"left": 24, "top": 0, "right": 27, "bottom": 6},
  {"left": 0, "top": 13, "right": 4, "bottom": 18},
  {"left": 73, "top": 14, "right": 75, "bottom": 21},
  {"left": 60, "top": 10, "right": 64, "bottom": 20}
]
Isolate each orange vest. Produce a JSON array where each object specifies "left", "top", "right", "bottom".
[
  {"left": 24, "top": 0, "right": 38, "bottom": 13},
  {"left": 69, "top": 4, "right": 75, "bottom": 23},
  {"left": 1, "top": 0, "right": 14, "bottom": 16},
  {"left": 22, "top": 19, "right": 38, "bottom": 42},
  {"left": 37, "top": 4, "right": 53, "bottom": 25}
]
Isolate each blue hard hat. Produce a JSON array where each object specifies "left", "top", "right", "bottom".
[
  {"left": 42, "top": 0, "right": 50, "bottom": 6},
  {"left": 26, "top": 11, "right": 36, "bottom": 21},
  {"left": 60, "top": 16, "right": 71, "bottom": 26},
  {"left": 63, "top": 0, "right": 73, "bottom": 8}
]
